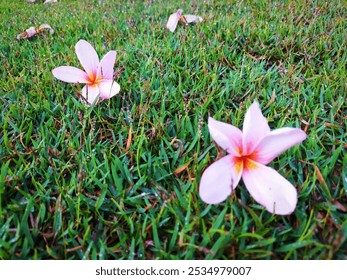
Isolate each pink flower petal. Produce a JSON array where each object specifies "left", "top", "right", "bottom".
[
  {"left": 199, "top": 155, "right": 243, "bottom": 204},
  {"left": 181, "top": 15, "right": 203, "bottom": 24},
  {"left": 166, "top": 9, "right": 182, "bottom": 32},
  {"left": 98, "top": 80, "right": 120, "bottom": 99},
  {"left": 176, "top": 9, "right": 183, "bottom": 17},
  {"left": 82, "top": 84, "right": 100, "bottom": 105},
  {"left": 242, "top": 101, "right": 270, "bottom": 154},
  {"left": 75, "top": 39, "right": 99, "bottom": 79},
  {"left": 17, "top": 26, "right": 37, "bottom": 39},
  {"left": 254, "top": 127, "right": 307, "bottom": 165},
  {"left": 52, "top": 66, "right": 88, "bottom": 83},
  {"left": 208, "top": 117, "right": 243, "bottom": 156},
  {"left": 97, "top": 51, "right": 116, "bottom": 80},
  {"left": 242, "top": 160, "right": 297, "bottom": 215},
  {"left": 38, "top": 24, "right": 54, "bottom": 34}
]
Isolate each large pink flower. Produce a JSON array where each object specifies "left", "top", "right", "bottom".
[
  {"left": 199, "top": 101, "right": 307, "bottom": 215},
  {"left": 52, "top": 39, "right": 120, "bottom": 105}
]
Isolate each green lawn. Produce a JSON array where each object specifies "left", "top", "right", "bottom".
[{"left": 0, "top": 0, "right": 346, "bottom": 260}]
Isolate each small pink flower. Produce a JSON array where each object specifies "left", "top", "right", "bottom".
[
  {"left": 52, "top": 39, "right": 120, "bottom": 105},
  {"left": 166, "top": 9, "right": 203, "bottom": 32},
  {"left": 199, "top": 101, "right": 307, "bottom": 215}
]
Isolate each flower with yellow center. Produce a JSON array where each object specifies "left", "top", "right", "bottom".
[
  {"left": 52, "top": 39, "right": 120, "bottom": 105},
  {"left": 199, "top": 101, "right": 307, "bottom": 215}
]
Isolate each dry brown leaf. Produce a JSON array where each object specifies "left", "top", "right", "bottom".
[
  {"left": 174, "top": 160, "right": 192, "bottom": 175},
  {"left": 313, "top": 164, "right": 332, "bottom": 201},
  {"left": 125, "top": 126, "right": 132, "bottom": 152}
]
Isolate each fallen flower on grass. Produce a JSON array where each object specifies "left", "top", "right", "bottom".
[
  {"left": 166, "top": 9, "right": 203, "bottom": 32},
  {"left": 52, "top": 39, "right": 120, "bottom": 105},
  {"left": 16, "top": 24, "right": 54, "bottom": 39},
  {"left": 199, "top": 101, "right": 307, "bottom": 215}
]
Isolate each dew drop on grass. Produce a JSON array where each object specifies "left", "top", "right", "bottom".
[
  {"left": 47, "top": 166, "right": 53, "bottom": 175},
  {"left": 19, "top": 197, "right": 29, "bottom": 205}
]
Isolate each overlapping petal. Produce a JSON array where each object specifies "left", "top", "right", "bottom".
[
  {"left": 242, "top": 101, "right": 270, "bottom": 154},
  {"left": 208, "top": 117, "right": 242, "bottom": 156},
  {"left": 97, "top": 51, "right": 117, "bottom": 80},
  {"left": 52, "top": 66, "right": 88, "bottom": 83},
  {"left": 242, "top": 160, "right": 297, "bottom": 215},
  {"left": 254, "top": 127, "right": 307, "bottom": 165},
  {"left": 98, "top": 80, "right": 120, "bottom": 99},
  {"left": 75, "top": 39, "right": 99, "bottom": 79},
  {"left": 82, "top": 84, "right": 100, "bottom": 105},
  {"left": 199, "top": 155, "right": 243, "bottom": 204}
]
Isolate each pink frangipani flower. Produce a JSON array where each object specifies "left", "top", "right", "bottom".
[
  {"left": 199, "top": 101, "right": 307, "bottom": 215},
  {"left": 52, "top": 39, "right": 120, "bottom": 105},
  {"left": 17, "top": 24, "right": 54, "bottom": 40},
  {"left": 166, "top": 9, "right": 203, "bottom": 32}
]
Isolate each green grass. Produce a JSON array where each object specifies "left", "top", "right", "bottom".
[{"left": 0, "top": 0, "right": 346, "bottom": 260}]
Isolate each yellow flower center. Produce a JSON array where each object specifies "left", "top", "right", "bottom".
[
  {"left": 87, "top": 72, "right": 101, "bottom": 86},
  {"left": 234, "top": 149, "right": 258, "bottom": 173}
]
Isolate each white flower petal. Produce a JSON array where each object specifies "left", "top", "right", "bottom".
[
  {"left": 75, "top": 39, "right": 99, "bottom": 79},
  {"left": 166, "top": 9, "right": 182, "bottom": 32},
  {"left": 52, "top": 66, "right": 88, "bottom": 83},
  {"left": 242, "top": 160, "right": 298, "bottom": 215},
  {"left": 98, "top": 80, "right": 120, "bottom": 99},
  {"left": 242, "top": 101, "right": 270, "bottom": 154},
  {"left": 181, "top": 15, "right": 203, "bottom": 24},
  {"left": 199, "top": 155, "right": 242, "bottom": 204},
  {"left": 82, "top": 84, "right": 100, "bottom": 105},
  {"left": 254, "top": 127, "right": 307, "bottom": 165},
  {"left": 208, "top": 117, "right": 243, "bottom": 156}
]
